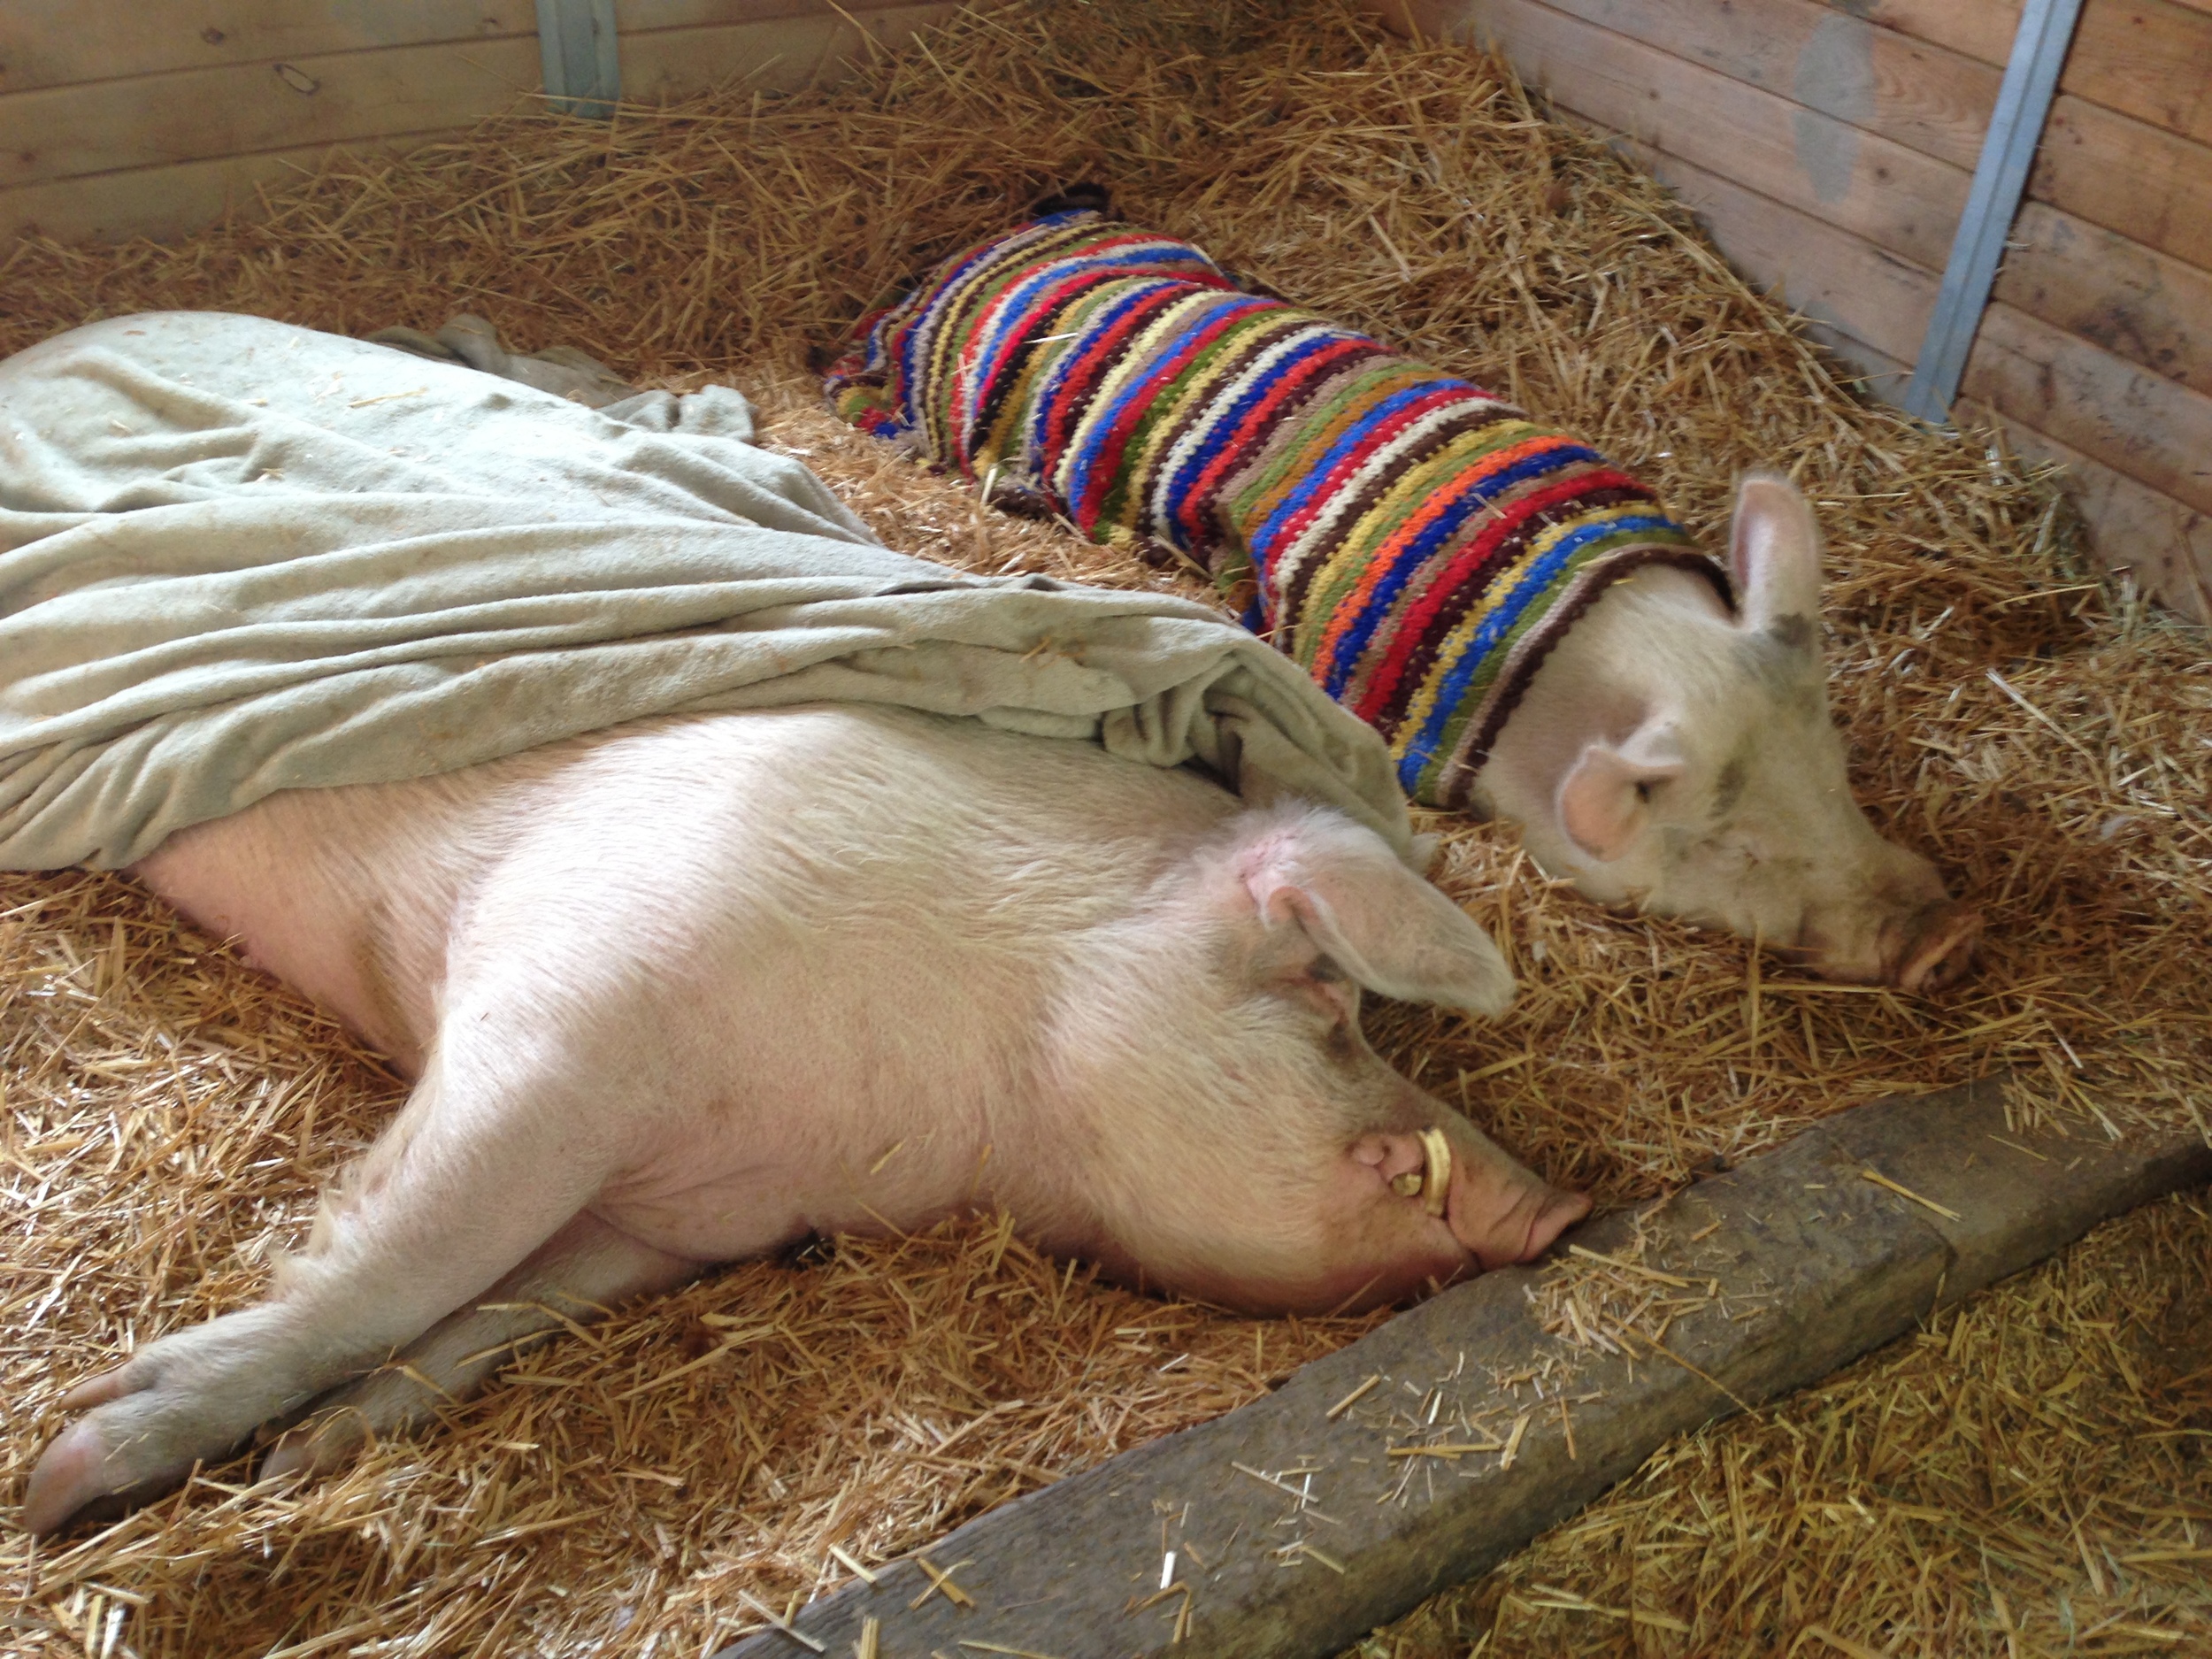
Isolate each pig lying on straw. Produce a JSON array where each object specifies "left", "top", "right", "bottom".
[
  {"left": 826, "top": 192, "right": 1980, "bottom": 991},
  {"left": 4, "top": 312, "right": 1588, "bottom": 1535}
]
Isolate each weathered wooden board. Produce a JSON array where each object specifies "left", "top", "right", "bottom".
[
  {"left": 618, "top": 0, "right": 931, "bottom": 29},
  {"left": 1379, "top": 0, "right": 1971, "bottom": 272},
  {"left": 0, "top": 2, "right": 523, "bottom": 96},
  {"left": 1615, "top": 143, "right": 1939, "bottom": 365},
  {"left": 0, "top": 0, "right": 927, "bottom": 96},
  {"left": 0, "top": 5, "right": 954, "bottom": 248},
  {"left": 1386, "top": 0, "right": 2212, "bottom": 282},
  {"left": 1839, "top": 0, "right": 2212, "bottom": 150},
  {"left": 0, "top": 38, "right": 544, "bottom": 194},
  {"left": 1374, "top": 0, "right": 2212, "bottom": 619},
  {"left": 1518, "top": 0, "right": 1999, "bottom": 170},
  {"left": 719, "top": 1080, "right": 2212, "bottom": 1657},
  {"left": 2000, "top": 202, "right": 2212, "bottom": 400},
  {"left": 0, "top": 135, "right": 465, "bottom": 249},
  {"left": 1960, "top": 395, "right": 2212, "bottom": 620},
  {"left": 1787, "top": 318, "right": 2212, "bottom": 622},
  {"left": 1964, "top": 301, "right": 2212, "bottom": 519},
  {"left": 2034, "top": 95, "right": 2212, "bottom": 275}
]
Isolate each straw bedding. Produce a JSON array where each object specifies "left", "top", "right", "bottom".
[{"left": 0, "top": 1, "right": 2206, "bottom": 1654}]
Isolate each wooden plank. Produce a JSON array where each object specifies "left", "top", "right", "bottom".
[
  {"left": 2032, "top": 93, "right": 2212, "bottom": 274},
  {"left": 1504, "top": 0, "right": 2000, "bottom": 170},
  {"left": 618, "top": 3, "right": 960, "bottom": 103},
  {"left": 1962, "top": 396, "right": 2212, "bottom": 619},
  {"left": 1614, "top": 142, "right": 1940, "bottom": 365},
  {"left": 1823, "top": 0, "right": 2212, "bottom": 155},
  {"left": 1962, "top": 299, "right": 2212, "bottom": 519},
  {"left": 718, "top": 1079, "right": 2211, "bottom": 1657},
  {"left": 0, "top": 2, "right": 524, "bottom": 96},
  {"left": 1998, "top": 201, "right": 2212, "bottom": 399},
  {"left": 0, "top": 0, "right": 926, "bottom": 96},
  {"left": 0, "top": 38, "right": 542, "bottom": 193},
  {"left": 2060, "top": 0, "right": 2212, "bottom": 148},
  {"left": 0, "top": 133, "right": 465, "bottom": 248},
  {"left": 1378, "top": 0, "right": 1971, "bottom": 271},
  {"left": 1816, "top": 319, "right": 2212, "bottom": 620},
  {"left": 1817, "top": 0, "right": 2017, "bottom": 67}
]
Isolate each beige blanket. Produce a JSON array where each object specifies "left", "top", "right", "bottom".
[{"left": 0, "top": 311, "right": 1413, "bottom": 870}]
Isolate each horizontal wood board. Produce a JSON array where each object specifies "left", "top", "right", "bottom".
[
  {"left": 0, "top": 1, "right": 950, "bottom": 196},
  {"left": 0, "top": 0, "right": 927, "bottom": 95},
  {"left": 0, "top": 4, "right": 951, "bottom": 248},
  {"left": 1819, "top": 0, "right": 2212, "bottom": 149}
]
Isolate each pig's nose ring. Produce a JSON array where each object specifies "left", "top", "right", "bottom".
[{"left": 1391, "top": 1129, "right": 1455, "bottom": 1214}]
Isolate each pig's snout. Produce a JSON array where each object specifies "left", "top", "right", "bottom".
[
  {"left": 1886, "top": 899, "right": 1981, "bottom": 994},
  {"left": 1443, "top": 1134, "right": 1591, "bottom": 1271},
  {"left": 1793, "top": 835, "right": 1980, "bottom": 993}
]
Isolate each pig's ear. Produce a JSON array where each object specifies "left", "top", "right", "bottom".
[
  {"left": 1240, "top": 814, "right": 1515, "bottom": 1016},
  {"left": 1729, "top": 472, "right": 1823, "bottom": 645},
  {"left": 1555, "top": 726, "right": 1686, "bottom": 863}
]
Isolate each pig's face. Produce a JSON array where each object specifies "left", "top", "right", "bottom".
[
  {"left": 1037, "top": 806, "right": 1589, "bottom": 1314},
  {"left": 1486, "top": 476, "right": 1979, "bottom": 990}
]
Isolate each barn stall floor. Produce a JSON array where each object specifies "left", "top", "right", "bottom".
[{"left": 1, "top": 1, "right": 2207, "bottom": 1654}]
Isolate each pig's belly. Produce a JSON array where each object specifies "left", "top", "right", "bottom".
[{"left": 586, "top": 1128, "right": 926, "bottom": 1264}]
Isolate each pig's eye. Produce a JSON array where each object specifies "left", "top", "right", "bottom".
[
  {"left": 1634, "top": 780, "right": 1658, "bottom": 803},
  {"left": 1310, "top": 955, "right": 1348, "bottom": 983}
]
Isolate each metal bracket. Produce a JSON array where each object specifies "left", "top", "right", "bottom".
[
  {"left": 535, "top": 0, "right": 621, "bottom": 119},
  {"left": 1901, "top": 0, "right": 2085, "bottom": 425}
]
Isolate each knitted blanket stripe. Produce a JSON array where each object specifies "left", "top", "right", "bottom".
[{"left": 829, "top": 210, "right": 1724, "bottom": 810}]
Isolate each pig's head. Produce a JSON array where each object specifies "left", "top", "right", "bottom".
[
  {"left": 1481, "top": 473, "right": 1979, "bottom": 991},
  {"left": 1033, "top": 805, "right": 1588, "bottom": 1315}
]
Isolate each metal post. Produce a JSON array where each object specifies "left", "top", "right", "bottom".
[
  {"left": 536, "top": 0, "right": 622, "bottom": 119},
  {"left": 1900, "top": 0, "right": 2085, "bottom": 425}
]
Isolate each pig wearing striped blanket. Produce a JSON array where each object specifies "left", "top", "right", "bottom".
[{"left": 827, "top": 196, "right": 1979, "bottom": 990}]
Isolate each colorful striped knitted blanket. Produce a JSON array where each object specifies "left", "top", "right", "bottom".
[{"left": 826, "top": 204, "right": 1728, "bottom": 810}]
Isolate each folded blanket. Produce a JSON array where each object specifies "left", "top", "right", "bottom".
[
  {"left": 825, "top": 201, "right": 1729, "bottom": 810},
  {"left": 0, "top": 311, "right": 1414, "bottom": 871}
]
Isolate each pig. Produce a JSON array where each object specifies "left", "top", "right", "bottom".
[
  {"left": 22, "top": 703, "right": 1590, "bottom": 1536},
  {"left": 1474, "top": 478, "right": 1981, "bottom": 992},
  {"left": 825, "top": 202, "right": 1980, "bottom": 990}
]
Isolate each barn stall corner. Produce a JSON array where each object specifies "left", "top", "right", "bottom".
[{"left": 0, "top": 2, "right": 2208, "bottom": 1656}]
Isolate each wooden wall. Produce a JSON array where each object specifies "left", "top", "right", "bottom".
[
  {"left": 1369, "top": 0, "right": 2212, "bottom": 621},
  {"left": 0, "top": 0, "right": 953, "bottom": 248}
]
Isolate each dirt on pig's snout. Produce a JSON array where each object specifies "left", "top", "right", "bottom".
[{"left": 21, "top": 703, "right": 1583, "bottom": 1536}]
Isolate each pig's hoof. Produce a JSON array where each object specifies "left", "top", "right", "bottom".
[
  {"left": 1894, "top": 902, "right": 1980, "bottom": 993},
  {"left": 19, "top": 1416, "right": 188, "bottom": 1538},
  {"left": 22, "top": 1418, "right": 113, "bottom": 1536}
]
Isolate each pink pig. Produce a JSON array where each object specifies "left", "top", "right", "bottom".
[{"left": 24, "top": 703, "right": 1588, "bottom": 1534}]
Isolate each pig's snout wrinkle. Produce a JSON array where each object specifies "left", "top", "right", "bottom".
[
  {"left": 1467, "top": 1182, "right": 1591, "bottom": 1271},
  {"left": 1445, "top": 1150, "right": 1590, "bottom": 1271}
]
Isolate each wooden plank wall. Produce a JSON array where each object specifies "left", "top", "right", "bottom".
[
  {"left": 0, "top": 0, "right": 953, "bottom": 249},
  {"left": 1368, "top": 0, "right": 2212, "bottom": 621}
]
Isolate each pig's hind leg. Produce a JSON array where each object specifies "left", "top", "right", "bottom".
[
  {"left": 22, "top": 1042, "right": 623, "bottom": 1535},
  {"left": 260, "top": 1211, "right": 696, "bottom": 1478}
]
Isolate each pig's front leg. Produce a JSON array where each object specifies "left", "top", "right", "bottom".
[
  {"left": 22, "top": 1046, "right": 617, "bottom": 1536},
  {"left": 260, "top": 1211, "right": 697, "bottom": 1479}
]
